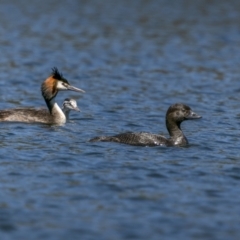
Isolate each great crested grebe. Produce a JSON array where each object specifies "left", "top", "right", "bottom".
[
  {"left": 12, "top": 98, "right": 80, "bottom": 122},
  {"left": 90, "top": 103, "right": 201, "bottom": 147},
  {"left": 0, "top": 68, "right": 85, "bottom": 124},
  {"left": 62, "top": 98, "right": 80, "bottom": 120}
]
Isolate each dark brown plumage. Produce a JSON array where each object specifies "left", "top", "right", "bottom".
[{"left": 90, "top": 103, "right": 201, "bottom": 147}]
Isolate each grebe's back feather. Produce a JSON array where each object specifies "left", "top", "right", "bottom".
[
  {"left": 0, "top": 98, "right": 80, "bottom": 124},
  {"left": 0, "top": 107, "right": 65, "bottom": 124}
]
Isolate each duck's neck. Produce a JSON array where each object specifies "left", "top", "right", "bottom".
[
  {"left": 166, "top": 119, "right": 188, "bottom": 145},
  {"left": 166, "top": 119, "right": 182, "bottom": 137}
]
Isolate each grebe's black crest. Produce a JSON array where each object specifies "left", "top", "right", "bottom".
[
  {"left": 52, "top": 67, "right": 69, "bottom": 83},
  {"left": 52, "top": 67, "right": 62, "bottom": 79}
]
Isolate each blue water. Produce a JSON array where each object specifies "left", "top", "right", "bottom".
[{"left": 0, "top": 0, "right": 240, "bottom": 239}]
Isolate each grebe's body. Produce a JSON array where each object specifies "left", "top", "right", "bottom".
[
  {"left": 0, "top": 68, "right": 84, "bottom": 125},
  {"left": 90, "top": 103, "right": 201, "bottom": 147},
  {"left": 0, "top": 98, "right": 80, "bottom": 123}
]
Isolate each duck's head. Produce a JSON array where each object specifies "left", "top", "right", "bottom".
[
  {"left": 166, "top": 103, "right": 201, "bottom": 124},
  {"left": 41, "top": 67, "right": 85, "bottom": 101},
  {"left": 62, "top": 98, "right": 80, "bottom": 112}
]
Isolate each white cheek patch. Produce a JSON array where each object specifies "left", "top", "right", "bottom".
[
  {"left": 57, "top": 81, "right": 68, "bottom": 90},
  {"left": 70, "top": 100, "right": 77, "bottom": 108}
]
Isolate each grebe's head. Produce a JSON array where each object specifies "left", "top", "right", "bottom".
[
  {"left": 62, "top": 98, "right": 80, "bottom": 112},
  {"left": 41, "top": 67, "right": 85, "bottom": 101}
]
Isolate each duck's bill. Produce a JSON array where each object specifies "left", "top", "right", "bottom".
[
  {"left": 67, "top": 85, "right": 85, "bottom": 93},
  {"left": 186, "top": 111, "right": 202, "bottom": 120}
]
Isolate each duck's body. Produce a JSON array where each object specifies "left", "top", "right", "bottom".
[
  {"left": 92, "top": 132, "right": 168, "bottom": 147},
  {"left": 90, "top": 103, "right": 201, "bottom": 147},
  {"left": 0, "top": 68, "right": 84, "bottom": 125}
]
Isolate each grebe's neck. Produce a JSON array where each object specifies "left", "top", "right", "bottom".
[
  {"left": 43, "top": 89, "right": 66, "bottom": 123},
  {"left": 49, "top": 99, "right": 66, "bottom": 123},
  {"left": 41, "top": 77, "right": 58, "bottom": 113},
  {"left": 44, "top": 97, "right": 53, "bottom": 113},
  {"left": 62, "top": 108, "right": 70, "bottom": 119}
]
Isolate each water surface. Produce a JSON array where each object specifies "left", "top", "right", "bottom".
[{"left": 0, "top": 0, "right": 240, "bottom": 239}]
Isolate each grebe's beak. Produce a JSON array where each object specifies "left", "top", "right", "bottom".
[
  {"left": 73, "top": 106, "right": 81, "bottom": 112},
  {"left": 67, "top": 85, "right": 85, "bottom": 93}
]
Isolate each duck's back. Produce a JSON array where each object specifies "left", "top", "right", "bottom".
[{"left": 90, "top": 132, "right": 168, "bottom": 146}]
